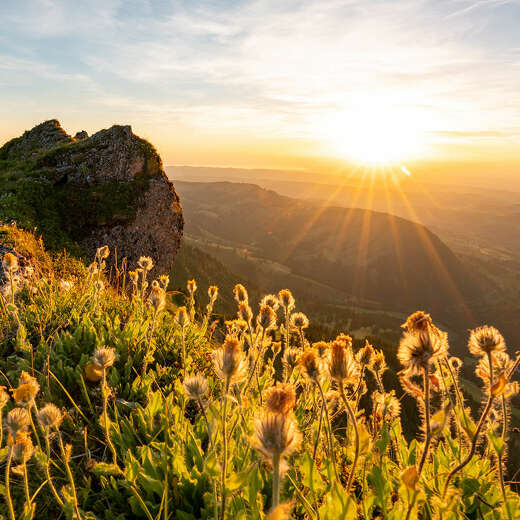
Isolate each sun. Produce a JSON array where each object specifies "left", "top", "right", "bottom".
[{"left": 322, "top": 99, "right": 427, "bottom": 166}]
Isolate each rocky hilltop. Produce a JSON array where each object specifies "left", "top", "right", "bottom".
[{"left": 0, "top": 120, "right": 183, "bottom": 276}]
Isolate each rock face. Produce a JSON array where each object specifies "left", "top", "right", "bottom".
[{"left": 0, "top": 120, "right": 183, "bottom": 277}]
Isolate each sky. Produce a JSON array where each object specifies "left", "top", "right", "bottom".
[{"left": 1, "top": 0, "right": 520, "bottom": 174}]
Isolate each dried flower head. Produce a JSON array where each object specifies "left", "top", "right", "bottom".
[
  {"left": 0, "top": 386, "right": 10, "bottom": 408},
  {"left": 261, "top": 294, "right": 280, "bottom": 312},
  {"left": 265, "top": 383, "right": 296, "bottom": 415},
  {"left": 278, "top": 289, "right": 295, "bottom": 312},
  {"left": 137, "top": 256, "right": 154, "bottom": 271},
  {"left": 398, "top": 331, "right": 448, "bottom": 375},
  {"left": 93, "top": 347, "right": 116, "bottom": 369},
  {"left": 329, "top": 337, "right": 359, "bottom": 383},
  {"left": 251, "top": 411, "right": 301, "bottom": 461},
  {"left": 266, "top": 503, "right": 293, "bottom": 520},
  {"left": 401, "top": 311, "right": 433, "bottom": 334},
  {"left": 233, "top": 284, "right": 249, "bottom": 304},
  {"left": 175, "top": 306, "right": 189, "bottom": 328},
  {"left": 12, "top": 371, "right": 40, "bottom": 405},
  {"left": 6, "top": 407, "right": 30, "bottom": 436},
  {"left": 449, "top": 357, "right": 462, "bottom": 371},
  {"left": 96, "top": 245, "right": 110, "bottom": 260},
  {"left": 356, "top": 340, "right": 375, "bottom": 366},
  {"left": 128, "top": 270, "right": 139, "bottom": 285},
  {"left": 158, "top": 274, "right": 169, "bottom": 289},
  {"left": 299, "top": 349, "right": 321, "bottom": 381},
  {"left": 37, "top": 403, "right": 63, "bottom": 430},
  {"left": 290, "top": 312, "right": 309, "bottom": 330},
  {"left": 84, "top": 362, "right": 103, "bottom": 382},
  {"left": 212, "top": 336, "right": 248, "bottom": 384},
  {"left": 282, "top": 348, "right": 300, "bottom": 372},
  {"left": 312, "top": 341, "right": 329, "bottom": 358},
  {"left": 371, "top": 350, "right": 387, "bottom": 374},
  {"left": 11, "top": 431, "right": 34, "bottom": 463},
  {"left": 257, "top": 304, "right": 277, "bottom": 330},
  {"left": 149, "top": 285, "right": 166, "bottom": 312},
  {"left": 2, "top": 252, "right": 19, "bottom": 272},
  {"left": 335, "top": 333, "right": 353, "bottom": 349},
  {"left": 184, "top": 374, "right": 209, "bottom": 401},
  {"left": 373, "top": 390, "right": 401, "bottom": 423},
  {"left": 187, "top": 279, "right": 197, "bottom": 296},
  {"left": 468, "top": 326, "right": 506, "bottom": 356},
  {"left": 238, "top": 302, "right": 253, "bottom": 324}
]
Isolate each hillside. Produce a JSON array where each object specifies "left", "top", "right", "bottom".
[{"left": 174, "top": 181, "right": 486, "bottom": 335}]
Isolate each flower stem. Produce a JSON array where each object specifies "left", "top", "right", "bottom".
[
  {"left": 317, "top": 381, "right": 338, "bottom": 481},
  {"left": 272, "top": 453, "right": 281, "bottom": 508},
  {"left": 5, "top": 448, "right": 16, "bottom": 520},
  {"left": 102, "top": 367, "right": 118, "bottom": 465},
  {"left": 417, "top": 369, "right": 432, "bottom": 477},
  {"left": 339, "top": 380, "right": 359, "bottom": 493},
  {"left": 220, "top": 378, "right": 230, "bottom": 520},
  {"left": 44, "top": 431, "right": 64, "bottom": 506},
  {"left": 58, "top": 430, "right": 82, "bottom": 520}
]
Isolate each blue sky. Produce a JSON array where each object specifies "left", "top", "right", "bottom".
[{"left": 1, "top": 0, "right": 520, "bottom": 168}]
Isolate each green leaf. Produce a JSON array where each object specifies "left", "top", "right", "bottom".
[{"left": 301, "top": 452, "right": 325, "bottom": 493}]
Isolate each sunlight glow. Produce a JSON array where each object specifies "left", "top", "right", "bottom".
[{"left": 322, "top": 99, "right": 429, "bottom": 167}]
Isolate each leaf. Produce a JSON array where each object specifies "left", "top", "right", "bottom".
[
  {"left": 318, "top": 482, "right": 357, "bottom": 519},
  {"left": 487, "top": 429, "right": 505, "bottom": 457},
  {"left": 227, "top": 463, "right": 258, "bottom": 492},
  {"left": 90, "top": 462, "right": 122, "bottom": 476},
  {"left": 491, "top": 373, "right": 508, "bottom": 397},
  {"left": 401, "top": 465, "right": 419, "bottom": 491},
  {"left": 301, "top": 452, "right": 325, "bottom": 493}
]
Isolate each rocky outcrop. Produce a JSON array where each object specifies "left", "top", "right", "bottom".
[{"left": 0, "top": 120, "right": 183, "bottom": 277}]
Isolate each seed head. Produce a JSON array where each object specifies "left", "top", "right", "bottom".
[
  {"left": 277, "top": 289, "right": 295, "bottom": 312},
  {"left": 290, "top": 312, "right": 309, "bottom": 330},
  {"left": 238, "top": 302, "right": 253, "bottom": 324},
  {"left": 158, "top": 274, "right": 169, "bottom": 289},
  {"left": 175, "top": 306, "right": 189, "bottom": 328},
  {"left": 128, "top": 270, "right": 139, "bottom": 285},
  {"left": 398, "top": 331, "right": 448, "bottom": 375},
  {"left": 137, "top": 256, "right": 154, "bottom": 271},
  {"left": 329, "top": 337, "right": 359, "bottom": 383},
  {"left": 6, "top": 407, "right": 30, "bottom": 436},
  {"left": 371, "top": 350, "right": 387, "bottom": 374},
  {"left": 149, "top": 285, "right": 166, "bottom": 312},
  {"left": 261, "top": 294, "right": 280, "bottom": 312},
  {"left": 282, "top": 348, "right": 300, "bottom": 372},
  {"left": 2, "top": 252, "right": 19, "bottom": 273},
  {"left": 37, "top": 403, "right": 63, "bottom": 430},
  {"left": 12, "top": 371, "right": 40, "bottom": 405},
  {"left": 84, "top": 362, "right": 103, "bottom": 382},
  {"left": 265, "top": 383, "right": 296, "bottom": 415},
  {"left": 212, "top": 336, "right": 248, "bottom": 384},
  {"left": 356, "top": 340, "right": 375, "bottom": 366},
  {"left": 208, "top": 285, "right": 219, "bottom": 302},
  {"left": 233, "top": 284, "right": 249, "bottom": 304},
  {"left": 257, "top": 304, "right": 277, "bottom": 330},
  {"left": 251, "top": 411, "right": 301, "bottom": 461},
  {"left": 184, "top": 374, "right": 209, "bottom": 401},
  {"left": 11, "top": 431, "right": 34, "bottom": 463},
  {"left": 93, "top": 347, "right": 116, "bottom": 369},
  {"left": 0, "top": 386, "right": 10, "bottom": 408},
  {"left": 299, "top": 349, "right": 321, "bottom": 381},
  {"left": 468, "top": 326, "right": 506, "bottom": 356},
  {"left": 373, "top": 390, "right": 401, "bottom": 423},
  {"left": 401, "top": 311, "right": 433, "bottom": 334}
]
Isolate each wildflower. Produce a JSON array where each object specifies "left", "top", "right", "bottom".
[
  {"left": 312, "top": 341, "right": 329, "bottom": 357},
  {"left": 37, "top": 404, "right": 63, "bottom": 430},
  {"left": 60, "top": 279, "right": 73, "bottom": 291},
  {"left": 329, "top": 338, "right": 359, "bottom": 383},
  {"left": 299, "top": 349, "right": 321, "bottom": 381},
  {"left": 6, "top": 407, "right": 30, "bottom": 436},
  {"left": 96, "top": 245, "right": 110, "bottom": 260},
  {"left": 282, "top": 348, "right": 300, "bottom": 372},
  {"left": 398, "top": 331, "right": 448, "bottom": 375},
  {"left": 401, "top": 311, "right": 433, "bottom": 333},
  {"left": 335, "top": 333, "right": 353, "bottom": 349},
  {"left": 137, "top": 256, "right": 154, "bottom": 271},
  {"left": 159, "top": 274, "right": 170, "bottom": 289},
  {"left": 290, "top": 312, "right": 309, "bottom": 330},
  {"left": 261, "top": 294, "right": 280, "bottom": 311},
  {"left": 184, "top": 374, "right": 209, "bottom": 401},
  {"left": 0, "top": 386, "right": 10, "bottom": 408},
  {"left": 278, "top": 289, "right": 295, "bottom": 312},
  {"left": 449, "top": 357, "right": 462, "bottom": 371},
  {"left": 251, "top": 411, "right": 301, "bottom": 461},
  {"left": 94, "top": 280, "right": 105, "bottom": 291},
  {"left": 84, "top": 362, "right": 103, "bottom": 382},
  {"left": 208, "top": 285, "right": 219, "bottom": 302},
  {"left": 266, "top": 503, "right": 293, "bottom": 520},
  {"left": 265, "top": 383, "right": 296, "bottom": 415},
  {"left": 233, "top": 284, "right": 249, "bottom": 304},
  {"left": 238, "top": 302, "right": 253, "bottom": 324},
  {"left": 128, "top": 270, "right": 139, "bottom": 285},
  {"left": 373, "top": 390, "right": 401, "bottom": 423},
  {"left": 356, "top": 340, "right": 375, "bottom": 366},
  {"left": 401, "top": 465, "right": 419, "bottom": 491},
  {"left": 2, "top": 252, "right": 19, "bottom": 272},
  {"left": 476, "top": 351, "right": 512, "bottom": 382},
  {"left": 93, "top": 347, "right": 116, "bottom": 369},
  {"left": 187, "top": 279, "right": 197, "bottom": 296},
  {"left": 212, "top": 336, "right": 248, "bottom": 384},
  {"left": 149, "top": 285, "right": 165, "bottom": 312},
  {"left": 88, "top": 263, "right": 98, "bottom": 276},
  {"left": 175, "top": 306, "right": 189, "bottom": 328},
  {"left": 468, "top": 326, "right": 506, "bottom": 356},
  {"left": 12, "top": 371, "right": 39, "bottom": 405},
  {"left": 257, "top": 304, "right": 277, "bottom": 330},
  {"left": 11, "top": 431, "right": 34, "bottom": 463}
]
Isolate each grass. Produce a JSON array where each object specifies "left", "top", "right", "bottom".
[{"left": 0, "top": 231, "right": 519, "bottom": 520}]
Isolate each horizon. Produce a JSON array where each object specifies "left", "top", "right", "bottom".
[{"left": 1, "top": 0, "right": 520, "bottom": 179}]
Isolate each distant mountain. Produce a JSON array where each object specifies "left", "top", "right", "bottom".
[{"left": 174, "top": 181, "right": 488, "bottom": 334}]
